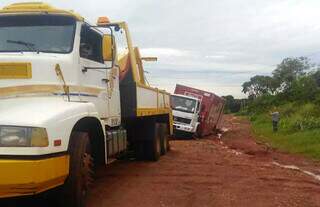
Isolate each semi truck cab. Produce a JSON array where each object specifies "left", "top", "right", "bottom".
[
  {"left": 0, "top": 2, "right": 172, "bottom": 206},
  {"left": 171, "top": 94, "right": 201, "bottom": 137},
  {"left": 172, "top": 84, "right": 225, "bottom": 138}
]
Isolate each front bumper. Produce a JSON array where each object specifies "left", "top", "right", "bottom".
[
  {"left": 0, "top": 154, "right": 69, "bottom": 198},
  {"left": 173, "top": 123, "right": 196, "bottom": 133}
]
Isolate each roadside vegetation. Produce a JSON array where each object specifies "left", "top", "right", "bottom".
[
  {"left": 226, "top": 57, "right": 320, "bottom": 159},
  {"left": 251, "top": 104, "right": 320, "bottom": 159}
]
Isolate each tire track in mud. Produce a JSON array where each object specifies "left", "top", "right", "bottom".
[{"left": 85, "top": 125, "right": 320, "bottom": 207}]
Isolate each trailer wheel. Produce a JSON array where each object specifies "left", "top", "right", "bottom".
[
  {"left": 160, "top": 123, "right": 170, "bottom": 155},
  {"left": 147, "top": 123, "right": 161, "bottom": 161},
  {"left": 165, "top": 124, "right": 171, "bottom": 151},
  {"left": 63, "top": 132, "right": 93, "bottom": 207}
]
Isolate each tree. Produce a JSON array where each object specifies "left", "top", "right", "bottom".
[
  {"left": 242, "top": 75, "right": 277, "bottom": 97},
  {"left": 242, "top": 56, "right": 320, "bottom": 114},
  {"left": 311, "top": 69, "right": 320, "bottom": 87},
  {"left": 272, "top": 57, "right": 313, "bottom": 90},
  {"left": 281, "top": 75, "right": 318, "bottom": 103},
  {"left": 223, "top": 95, "right": 241, "bottom": 113}
]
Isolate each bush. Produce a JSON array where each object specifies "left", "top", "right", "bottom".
[
  {"left": 254, "top": 103, "right": 320, "bottom": 133},
  {"left": 285, "top": 76, "right": 318, "bottom": 102},
  {"left": 248, "top": 94, "right": 278, "bottom": 114},
  {"left": 314, "top": 93, "right": 320, "bottom": 105},
  {"left": 251, "top": 103, "right": 320, "bottom": 160},
  {"left": 278, "top": 102, "right": 295, "bottom": 117}
]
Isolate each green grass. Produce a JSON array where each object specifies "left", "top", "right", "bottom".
[{"left": 252, "top": 115, "right": 320, "bottom": 160}]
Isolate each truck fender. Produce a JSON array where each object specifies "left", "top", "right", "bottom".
[
  {"left": 0, "top": 97, "right": 105, "bottom": 156},
  {"left": 45, "top": 102, "right": 105, "bottom": 154}
]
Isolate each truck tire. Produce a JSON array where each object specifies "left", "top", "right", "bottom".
[
  {"left": 63, "top": 132, "right": 93, "bottom": 207},
  {"left": 195, "top": 126, "right": 202, "bottom": 138},
  {"left": 165, "top": 124, "right": 171, "bottom": 151},
  {"left": 160, "top": 123, "right": 170, "bottom": 155},
  {"left": 147, "top": 123, "right": 161, "bottom": 161},
  {"left": 135, "top": 141, "right": 146, "bottom": 161}
]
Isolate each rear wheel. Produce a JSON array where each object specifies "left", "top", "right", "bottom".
[
  {"left": 62, "top": 132, "right": 93, "bottom": 207},
  {"left": 133, "top": 121, "right": 161, "bottom": 161},
  {"left": 146, "top": 123, "right": 161, "bottom": 161},
  {"left": 160, "top": 123, "right": 170, "bottom": 155},
  {"left": 135, "top": 141, "right": 146, "bottom": 160}
]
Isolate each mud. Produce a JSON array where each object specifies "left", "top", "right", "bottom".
[
  {"left": 2, "top": 115, "right": 320, "bottom": 207},
  {"left": 85, "top": 115, "right": 320, "bottom": 207}
]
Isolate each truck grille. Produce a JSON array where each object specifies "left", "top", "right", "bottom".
[{"left": 173, "top": 116, "right": 191, "bottom": 124}]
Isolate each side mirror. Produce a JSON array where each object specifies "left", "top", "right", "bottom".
[{"left": 102, "top": 34, "right": 114, "bottom": 61}]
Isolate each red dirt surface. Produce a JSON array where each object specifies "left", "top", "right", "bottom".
[
  {"left": 2, "top": 115, "right": 320, "bottom": 207},
  {"left": 86, "top": 115, "right": 320, "bottom": 207}
]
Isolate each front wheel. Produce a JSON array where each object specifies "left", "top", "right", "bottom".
[{"left": 62, "top": 132, "right": 94, "bottom": 207}]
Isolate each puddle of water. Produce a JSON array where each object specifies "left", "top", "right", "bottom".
[
  {"left": 231, "top": 149, "right": 242, "bottom": 156},
  {"left": 221, "top": 128, "right": 229, "bottom": 133},
  {"left": 273, "top": 161, "right": 320, "bottom": 182}
]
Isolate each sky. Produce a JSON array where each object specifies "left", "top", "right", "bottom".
[{"left": 1, "top": 0, "right": 320, "bottom": 98}]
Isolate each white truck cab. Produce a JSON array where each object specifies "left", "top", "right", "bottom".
[{"left": 171, "top": 94, "right": 201, "bottom": 137}]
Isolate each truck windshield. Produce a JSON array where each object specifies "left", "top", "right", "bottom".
[
  {"left": 0, "top": 15, "right": 76, "bottom": 53},
  {"left": 171, "top": 96, "right": 197, "bottom": 114}
]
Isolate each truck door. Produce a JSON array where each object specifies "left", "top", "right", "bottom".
[{"left": 79, "top": 24, "right": 109, "bottom": 118}]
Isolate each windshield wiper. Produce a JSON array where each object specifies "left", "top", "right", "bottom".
[{"left": 6, "top": 40, "right": 39, "bottom": 53}]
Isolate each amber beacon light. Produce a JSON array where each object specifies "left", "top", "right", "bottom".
[{"left": 97, "top": 16, "right": 111, "bottom": 26}]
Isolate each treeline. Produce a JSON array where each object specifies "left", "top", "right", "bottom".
[
  {"left": 222, "top": 95, "right": 247, "bottom": 114},
  {"left": 241, "top": 57, "right": 320, "bottom": 132},
  {"left": 243, "top": 57, "right": 320, "bottom": 110}
]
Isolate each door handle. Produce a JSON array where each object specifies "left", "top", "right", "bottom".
[
  {"left": 102, "top": 78, "right": 109, "bottom": 83},
  {"left": 82, "top": 66, "right": 111, "bottom": 73}
]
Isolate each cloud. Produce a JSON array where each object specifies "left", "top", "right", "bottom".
[
  {"left": 205, "top": 55, "right": 226, "bottom": 60},
  {"left": 140, "top": 48, "right": 191, "bottom": 58},
  {"left": 1, "top": 0, "right": 320, "bottom": 98}
]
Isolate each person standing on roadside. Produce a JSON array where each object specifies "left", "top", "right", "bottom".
[{"left": 271, "top": 110, "right": 280, "bottom": 132}]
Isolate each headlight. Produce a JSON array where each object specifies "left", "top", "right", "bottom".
[{"left": 0, "top": 126, "right": 49, "bottom": 147}]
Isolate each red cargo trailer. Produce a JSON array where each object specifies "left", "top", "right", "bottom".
[{"left": 172, "top": 84, "right": 225, "bottom": 137}]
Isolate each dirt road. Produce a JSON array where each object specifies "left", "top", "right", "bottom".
[
  {"left": 2, "top": 115, "right": 320, "bottom": 206},
  {"left": 86, "top": 115, "right": 320, "bottom": 207}
]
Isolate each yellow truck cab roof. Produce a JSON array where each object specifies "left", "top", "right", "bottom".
[{"left": 0, "top": 2, "right": 84, "bottom": 21}]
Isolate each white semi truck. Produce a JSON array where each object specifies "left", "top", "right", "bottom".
[{"left": 0, "top": 2, "right": 172, "bottom": 206}]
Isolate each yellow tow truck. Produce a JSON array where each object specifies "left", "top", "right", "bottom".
[{"left": 0, "top": 2, "right": 172, "bottom": 206}]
